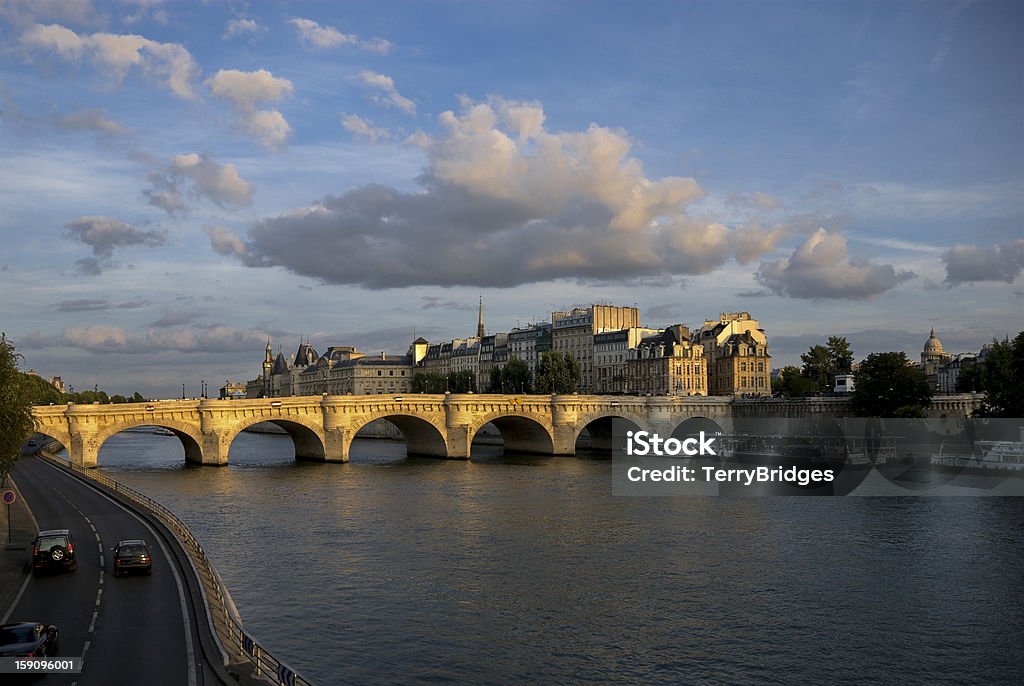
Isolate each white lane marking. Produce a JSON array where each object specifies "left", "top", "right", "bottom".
[
  {"left": 99, "top": 572, "right": 104, "bottom": 585},
  {"left": 94, "top": 532, "right": 101, "bottom": 542},
  {"left": 37, "top": 459, "right": 198, "bottom": 686},
  {"left": 97, "top": 542, "right": 103, "bottom": 555},
  {"left": 0, "top": 572, "right": 33, "bottom": 624},
  {"left": 89, "top": 611, "right": 97, "bottom": 632},
  {"left": 95, "top": 588, "right": 102, "bottom": 605}
]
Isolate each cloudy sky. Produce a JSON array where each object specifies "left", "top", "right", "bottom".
[{"left": 1, "top": 0, "right": 1021, "bottom": 398}]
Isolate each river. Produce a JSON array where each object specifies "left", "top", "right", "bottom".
[{"left": 57, "top": 430, "right": 1024, "bottom": 685}]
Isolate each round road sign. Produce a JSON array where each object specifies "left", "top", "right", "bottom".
[{"left": 2, "top": 490, "right": 15, "bottom": 505}]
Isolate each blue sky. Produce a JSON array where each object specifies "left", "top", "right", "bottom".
[{"left": 0, "top": 0, "right": 1021, "bottom": 398}]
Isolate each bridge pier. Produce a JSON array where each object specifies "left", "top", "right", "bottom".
[
  {"left": 68, "top": 430, "right": 99, "bottom": 468},
  {"left": 323, "top": 428, "right": 351, "bottom": 462}
]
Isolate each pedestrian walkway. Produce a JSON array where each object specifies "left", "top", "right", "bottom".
[{"left": 0, "top": 470, "right": 37, "bottom": 621}]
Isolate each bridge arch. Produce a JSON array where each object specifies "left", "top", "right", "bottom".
[
  {"left": 222, "top": 416, "right": 326, "bottom": 463},
  {"left": 574, "top": 413, "right": 650, "bottom": 453},
  {"left": 29, "top": 423, "right": 71, "bottom": 457},
  {"left": 670, "top": 416, "right": 729, "bottom": 440},
  {"left": 469, "top": 413, "right": 555, "bottom": 456},
  {"left": 92, "top": 418, "right": 205, "bottom": 465},
  {"left": 350, "top": 414, "right": 448, "bottom": 458}
]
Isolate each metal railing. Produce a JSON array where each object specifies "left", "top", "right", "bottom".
[{"left": 39, "top": 447, "right": 313, "bottom": 686}]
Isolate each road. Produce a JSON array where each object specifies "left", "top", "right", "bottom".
[{"left": 6, "top": 455, "right": 220, "bottom": 686}]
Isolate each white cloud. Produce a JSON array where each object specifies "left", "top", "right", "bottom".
[
  {"left": 223, "top": 17, "right": 262, "bottom": 40},
  {"left": 756, "top": 228, "right": 916, "bottom": 299},
  {"left": 339, "top": 113, "right": 391, "bottom": 143},
  {"left": 145, "top": 153, "right": 253, "bottom": 214},
  {"left": 288, "top": 17, "right": 390, "bottom": 53},
  {"left": 204, "top": 225, "right": 247, "bottom": 258},
  {"left": 20, "top": 22, "right": 199, "bottom": 99},
  {"left": 205, "top": 69, "right": 294, "bottom": 149},
  {"left": 54, "top": 108, "right": 126, "bottom": 135},
  {"left": 943, "top": 239, "right": 1024, "bottom": 285},
  {"left": 358, "top": 70, "right": 415, "bottom": 114},
  {"left": 213, "top": 97, "right": 788, "bottom": 289}
]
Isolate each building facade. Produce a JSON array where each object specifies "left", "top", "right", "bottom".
[
  {"left": 551, "top": 305, "right": 640, "bottom": 392},
  {"left": 697, "top": 312, "right": 771, "bottom": 396},
  {"left": 626, "top": 325, "right": 707, "bottom": 396}
]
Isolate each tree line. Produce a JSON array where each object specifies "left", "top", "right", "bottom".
[
  {"left": 774, "top": 332, "right": 1024, "bottom": 419},
  {"left": 412, "top": 351, "right": 581, "bottom": 395}
]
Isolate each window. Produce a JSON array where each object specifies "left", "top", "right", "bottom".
[{"left": 377, "top": 370, "right": 382, "bottom": 376}]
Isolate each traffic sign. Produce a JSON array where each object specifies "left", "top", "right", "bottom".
[{"left": 1, "top": 490, "right": 14, "bottom": 505}]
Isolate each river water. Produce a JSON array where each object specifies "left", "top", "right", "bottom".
[{"left": 61, "top": 430, "right": 1024, "bottom": 685}]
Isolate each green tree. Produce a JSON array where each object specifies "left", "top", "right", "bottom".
[
  {"left": 131, "top": 392, "right": 145, "bottom": 403},
  {"left": 974, "top": 332, "right": 1024, "bottom": 418},
  {"left": 0, "top": 334, "right": 34, "bottom": 483},
  {"left": 490, "top": 357, "right": 532, "bottom": 393},
  {"left": 850, "top": 351, "right": 932, "bottom": 417},
  {"left": 448, "top": 370, "right": 477, "bottom": 393},
  {"left": 956, "top": 363, "right": 985, "bottom": 393},
  {"left": 772, "top": 365, "right": 819, "bottom": 397},
  {"left": 412, "top": 372, "right": 446, "bottom": 393},
  {"left": 535, "top": 351, "right": 581, "bottom": 394},
  {"left": 21, "top": 372, "right": 64, "bottom": 405},
  {"left": 799, "top": 336, "right": 854, "bottom": 390}
]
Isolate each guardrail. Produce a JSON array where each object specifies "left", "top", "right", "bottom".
[{"left": 40, "top": 448, "right": 312, "bottom": 686}]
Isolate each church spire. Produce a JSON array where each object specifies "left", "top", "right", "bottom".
[{"left": 477, "top": 295, "right": 485, "bottom": 339}]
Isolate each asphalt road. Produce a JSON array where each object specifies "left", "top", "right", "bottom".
[{"left": 6, "top": 455, "right": 219, "bottom": 686}]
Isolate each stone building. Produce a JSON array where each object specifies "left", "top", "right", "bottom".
[
  {"left": 593, "top": 326, "right": 660, "bottom": 393},
  {"left": 328, "top": 352, "right": 413, "bottom": 395},
  {"left": 918, "top": 328, "right": 952, "bottom": 391},
  {"left": 626, "top": 325, "right": 707, "bottom": 396},
  {"left": 551, "top": 304, "right": 640, "bottom": 392},
  {"left": 507, "top": 323, "right": 551, "bottom": 384},
  {"left": 696, "top": 312, "right": 771, "bottom": 396}
]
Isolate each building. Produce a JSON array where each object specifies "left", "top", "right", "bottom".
[
  {"left": 507, "top": 323, "right": 550, "bottom": 385},
  {"left": 918, "top": 328, "right": 952, "bottom": 391},
  {"left": 551, "top": 305, "right": 640, "bottom": 392},
  {"left": 328, "top": 352, "right": 413, "bottom": 395},
  {"left": 593, "top": 326, "right": 660, "bottom": 393},
  {"left": 479, "top": 333, "right": 508, "bottom": 391},
  {"left": 626, "top": 325, "right": 707, "bottom": 396},
  {"left": 833, "top": 375, "right": 855, "bottom": 394},
  {"left": 247, "top": 339, "right": 408, "bottom": 397},
  {"left": 696, "top": 312, "right": 771, "bottom": 396},
  {"left": 937, "top": 352, "right": 977, "bottom": 394},
  {"left": 219, "top": 381, "right": 247, "bottom": 400}
]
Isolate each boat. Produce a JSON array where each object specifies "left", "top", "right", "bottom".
[
  {"left": 152, "top": 428, "right": 175, "bottom": 436},
  {"left": 717, "top": 433, "right": 890, "bottom": 468},
  {"left": 931, "top": 432, "right": 1024, "bottom": 473}
]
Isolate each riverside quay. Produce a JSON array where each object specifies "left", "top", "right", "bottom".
[{"left": 30, "top": 394, "right": 983, "bottom": 467}]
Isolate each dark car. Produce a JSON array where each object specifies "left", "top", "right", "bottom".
[
  {"left": 112, "top": 539, "right": 152, "bottom": 576},
  {"left": 31, "top": 530, "right": 77, "bottom": 574},
  {"left": 0, "top": 622, "right": 59, "bottom": 657}
]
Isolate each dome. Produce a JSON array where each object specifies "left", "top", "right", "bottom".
[{"left": 924, "top": 328, "right": 943, "bottom": 354}]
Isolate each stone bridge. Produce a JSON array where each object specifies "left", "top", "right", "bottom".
[{"left": 30, "top": 393, "right": 984, "bottom": 468}]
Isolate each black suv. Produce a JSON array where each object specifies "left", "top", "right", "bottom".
[{"left": 31, "top": 529, "right": 77, "bottom": 574}]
